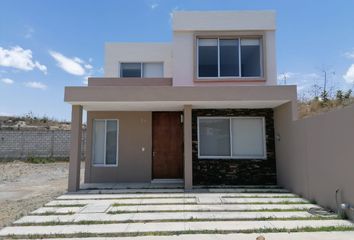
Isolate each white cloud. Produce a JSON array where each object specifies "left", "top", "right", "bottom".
[
  {"left": 1, "top": 78, "right": 14, "bottom": 84},
  {"left": 0, "top": 112, "right": 14, "bottom": 116},
  {"left": 0, "top": 46, "right": 47, "bottom": 74},
  {"left": 150, "top": 3, "right": 159, "bottom": 9},
  {"left": 84, "top": 64, "right": 93, "bottom": 70},
  {"left": 49, "top": 50, "right": 86, "bottom": 76},
  {"left": 169, "top": 6, "right": 180, "bottom": 21},
  {"left": 344, "top": 49, "right": 354, "bottom": 59},
  {"left": 343, "top": 64, "right": 354, "bottom": 83},
  {"left": 82, "top": 78, "right": 88, "bottom": 85},
  {"left": 24, "top": 81, "right": 47, "bottom": 90},
  {"left": 73, "top": 57, "right": 84, "bottom": 64},
  {"left": 24, "top": 26, "right": 34, "bottom": 39}
]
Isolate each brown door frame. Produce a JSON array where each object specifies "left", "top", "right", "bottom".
[{"left": 152, "top": 111, "right": 184, "bottom": 179}]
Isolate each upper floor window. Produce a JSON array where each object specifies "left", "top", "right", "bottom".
[
  {"left": 120, "top": 62, "right": 163, "bottom": 78},
  {"left": 197, "top": 37, "right": 262, "bottom": 78}
]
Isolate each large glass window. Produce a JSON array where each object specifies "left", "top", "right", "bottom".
[
  {"left": 241, "top": 39, "right": 261, "bottom": 77},
  {"left": 198, "top": 117, "right": 266, "bottom": 159},
  {"left": 198, "top": 39, "right": 218, "bottom": 77},
  {"left": 143, "top": 63, "right": 163, "bottom": 77},
  {"left": 220, "top": 39, "right": 239, "bottom": 77},
  {"left": 121, "top": 63, "right": 141, "bottom": 77},
  {"left": 199, "top": 118, "right": 230, "bottom": 156},
  {"left": 231, "top": 118, "right": 265, "bottom": 158},
  {"left": 93, "top": 119, "right": 119, "bottom": 166},
  {"left": 197, "top": 37, "right": 262, "bottom": 78},
  {"left": 120, "top": 62, "right": 163, "bottom": 78}
]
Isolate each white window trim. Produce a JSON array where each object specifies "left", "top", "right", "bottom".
[
  {"left": 92, "top": 119, "right": 119, "bottom": 167},
  {"left": 119, "top": 62, "right": 164, "bottom": 78},
  {"left": 197, "top": 37, "right": 263, "bottom": 79},
  {"left": 197, "top": 116, "right": 267, "bottom": 159}
]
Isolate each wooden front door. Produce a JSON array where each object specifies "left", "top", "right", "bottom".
[{"left": 152, "top": 112, "right": 183, "bottom": 179}]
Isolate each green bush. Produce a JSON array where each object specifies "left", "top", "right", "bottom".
[{"left": 26, "top": 157, "right": 55, "bottom": 164}]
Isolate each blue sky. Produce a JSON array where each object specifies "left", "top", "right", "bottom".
[{"left": 1, "top": 0, "right": 354, "bottom": 120}]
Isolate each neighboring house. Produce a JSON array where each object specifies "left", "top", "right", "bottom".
[{"left": 65, "top": 11, "right": 297, "bottom": 191}]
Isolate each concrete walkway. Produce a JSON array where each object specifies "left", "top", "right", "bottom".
[{"left": 1, "top": 187, "right": 353, "bottom": 239}]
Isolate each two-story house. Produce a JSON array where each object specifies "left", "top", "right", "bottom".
[{"left": 64, "top": 11, "right": 297, "bottom": 191}]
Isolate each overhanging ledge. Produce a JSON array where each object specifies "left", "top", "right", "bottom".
[
  {"left": 64, "top": 85, "right": 298, "bottom": 120},
  {"left": 65, "top": 85, "right": 296, "bottom": 103}
]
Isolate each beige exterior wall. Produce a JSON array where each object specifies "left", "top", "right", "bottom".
[
  {"left": 85, "top": 111, "right": 152, "bottom": 183},
  {"left": 172, "top": 11, "right": 276, "bottom": 31},
  {"left": 274, "top": 103, "right": 354, "bottom": 220},
  {"left": 104, "top": 43, "right": 172, "bottom": 78}
]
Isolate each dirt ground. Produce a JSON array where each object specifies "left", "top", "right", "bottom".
[{"left": 0, "top": 160, "right": 83, "bottom": 228}]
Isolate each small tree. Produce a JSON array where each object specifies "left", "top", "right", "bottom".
[{"left": 336, "top": 90, "right": 343, "bottom": 103}]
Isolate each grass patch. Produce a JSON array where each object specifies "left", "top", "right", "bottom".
[
  {"left": 112, "top": 202, "right": 197, "bottom": 207},
  {"left": 29, "top": 211, "right": 76, "bottom": 216},
  {"left": 108, "top": 208, "right": 311, "bottom": 214},
  {"left": 60, "top": 196, "right": 195, "bottom": 201},
  {"left": 5, "top": 226, "right": 354, "bottom": 239},
  {"left": 110, "top": 201, "right": 307, "bottom": 207},
  {"left": 13, "top": 216, "right": 340, "bottom": 226},
  {"left": 223, "top": 201, "right": 309, "bottom": 205},
  {"left": 222, "top": 195, "right": 298, "bottom": 199},
  {"left": 26, "top": 157, "right": 56, "bottom": 164},
  {"left": 45, "top": 204, "right": 86, "bottom": 207}
]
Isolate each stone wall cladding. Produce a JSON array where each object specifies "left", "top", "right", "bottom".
[
  {"left": 0, "top": 130, "right": 86, "bottom": 159},
  {"left": 192, "top": 109, "right": 276, "bottom": 185}
]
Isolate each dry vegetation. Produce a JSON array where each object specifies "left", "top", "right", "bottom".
[{"left": 298, "top": 90, "right": 354, "bottom": 119}]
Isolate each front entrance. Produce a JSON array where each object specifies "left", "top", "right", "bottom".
[{"left": 152, "top": 112, "right": 183, "bottom": 179}]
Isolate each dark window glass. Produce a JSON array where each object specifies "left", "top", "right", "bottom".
[
  {"left": 220, "top": 39, "right": 239, "bottom": 77},
  {"left": 198, "top": 39, "right": 218, "bottom": 77},
  {"left": 105, "top": 120, "right": 117, "bottom": 165},
  {"left": 241, "top": 39, "right": 261, "bottom": 77},
  {"left": 121, "top": 63, "right": 141, "bottom": 77}
]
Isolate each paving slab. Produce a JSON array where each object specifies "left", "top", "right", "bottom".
[
  {"left": 221, "top": 197, "right": 308, "bottom": 204},
  {"left": 80, "top": 189, "right": 185, "bottom": 194},
  {"left": 31, "top": 207, "right": 83, "bottom": 214},
  {"left": 197, "top": 196, "right": 222, "bottom": 204},
  {"left": 47, "top": 196, "right": 305, "bottom": 207},
  {"left": 3, "top": 188, "right": 352, "bottom": 239},
  {"left": 79, "top": 203, "right": 111, "bottom": 213},
  {"left": 57, "top": 192, "right": 297, "bottom": 200},
  {"left": 46, "top": 198, "right": 197, "bottom": 206},
  {"left": 1, "top": 220, "right": 353, "bottom": 236},
  {"left": 47, "top": 231, "right": 354, "bottom": 240},
  {"left": 208, "top": 188, "right": 290, "bottom": 193},
  {"left": 109, "top": 203, "right": 318, "bottom": 212},
  {"left": 77, "top": 188, "right": 289, "bottom": 194},
  {"left": 14, "top": 211, "right": 328, "bottom": 224}
]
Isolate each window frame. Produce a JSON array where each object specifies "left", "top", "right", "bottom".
[
  {"left": 119, "top": 62, "right": 164, "bottom": 78},
  {"left": 196, "top": 36, "right": 263, "bottom": 80},
  {"left": 197, "top": 116, "right": 266, "bottom": 159},
  {"left": 92, "top": 119, "right": 119, "bottom": 167}
]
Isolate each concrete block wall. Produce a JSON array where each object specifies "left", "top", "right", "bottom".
[{"left": 0, "top": 130, "right": 86, "bottom": 159}]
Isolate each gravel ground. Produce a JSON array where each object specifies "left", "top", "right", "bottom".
[{"left": 0, "top": 160, "right": 83, "bottom": 228}]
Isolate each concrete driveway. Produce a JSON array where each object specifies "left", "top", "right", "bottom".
[{"left": 1, "top": 186, "right": 354, "bottom": 239}]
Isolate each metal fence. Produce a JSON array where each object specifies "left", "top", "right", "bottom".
[{"left": 0, "top": 130, "right": 86, "bottom": 159}]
